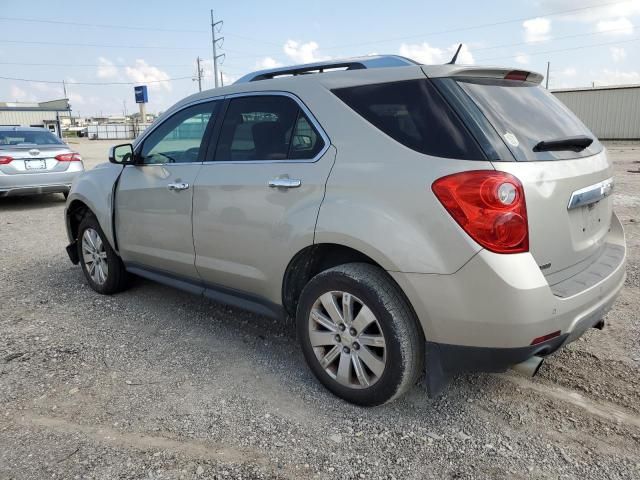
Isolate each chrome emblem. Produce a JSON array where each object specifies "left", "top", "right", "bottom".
[{"left": 29, "top": 149, "right": 40, "bottom": 156}]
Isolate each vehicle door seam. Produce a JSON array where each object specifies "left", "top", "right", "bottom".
[{"left": 312, "top": 144, "right": 337, "bottom": 244}]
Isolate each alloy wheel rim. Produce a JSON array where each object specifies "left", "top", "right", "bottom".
[
  {"left": 308, "top": 291, "right": 387, "bottom": 389},
  {"left": 81, "top": 228, "right": 108, "bottom": 285}
]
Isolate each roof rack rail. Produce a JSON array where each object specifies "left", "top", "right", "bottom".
[{"left": 234, "top": 55, "right": 419, "bottom": 84}]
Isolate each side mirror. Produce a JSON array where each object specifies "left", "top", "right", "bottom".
[{"left": 108, "top": 143, "right": 135, "bottom": 164}]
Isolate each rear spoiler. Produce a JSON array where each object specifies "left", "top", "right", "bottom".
[{"left": 424, "top": 66, "right": 544, "bottom": 85}]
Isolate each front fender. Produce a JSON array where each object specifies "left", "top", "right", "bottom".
[{"left": 65, "top": 162, "right": 123, "bottom": 250}]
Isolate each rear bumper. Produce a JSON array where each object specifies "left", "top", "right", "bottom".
[
  {"left": 0, "top": 169, "right": 82, "bottom": 196},
  {"left": 391, "top": 212, "right": 626, "bottom": 354}
]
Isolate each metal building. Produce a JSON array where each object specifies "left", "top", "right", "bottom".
[
  {"left": 0, "top": 99, "right": 70, "bottom": 137},
  {"left": 552, "top": 84, "right": 640, "bottom": 140}
]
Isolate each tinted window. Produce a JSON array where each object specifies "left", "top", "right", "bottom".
[
  {"left": 0, "top": 129, "right": 63, "bottom": 146},
  {"left": 456, "top": 78, "right": 602, "bottom": 161},
  {"left": 140, "top": 101, "right": 218, "bottom": 164},
  {"left": 214, "top": 95, "right": 324, "bottom": 161},
  {"left": 332, "top": 79, "right": 485, "bottom": 160}
]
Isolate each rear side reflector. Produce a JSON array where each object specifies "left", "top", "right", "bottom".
[
  {"left": 55, "top": 153, "right": 82, "bottom": 162},
  {"left": 504, "top": 70, "right": 530, "bottom": 81},
  {"left": 0, "top": 155, "right": 13, "bottom": 165},
  {"left": 530, "top": 330, "right": 561, "bottom": 345},
  {"left": 432, "top": 170, "right": 529, "bottom": 254}
]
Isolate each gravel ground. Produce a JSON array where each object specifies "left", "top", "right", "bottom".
[{"left": 1, "top": 139, "right": 639, "bottom": 479}]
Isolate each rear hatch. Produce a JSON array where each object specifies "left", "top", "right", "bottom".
[{"left": 430, "top": 70, "right": 613, "bottom": 280}]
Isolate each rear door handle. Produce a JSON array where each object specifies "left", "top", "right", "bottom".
[
  {"left": 167, "top": 182, "right": 190, "bottom": 191},
  {"left": 268, "top": 177, "right": 302, "bottom": 189}
]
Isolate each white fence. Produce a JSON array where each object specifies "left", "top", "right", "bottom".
[{"left": 87, "top": 123, "right": 152, "bottom": 140}]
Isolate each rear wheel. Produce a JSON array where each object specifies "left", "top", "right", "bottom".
[
  {"left": 296, "top": 263, "right": 424, "bottom": 406},
  {"left": 77, "top": 214, "right": 128, "bottom": 294}
]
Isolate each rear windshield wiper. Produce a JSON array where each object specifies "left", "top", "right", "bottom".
[{"left": 533, "top": 135, "right": 593, "bottom": 152}]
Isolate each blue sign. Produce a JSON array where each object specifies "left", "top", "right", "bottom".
[{"left": 134, "top": 85, "right": 148, "bottom": 104}]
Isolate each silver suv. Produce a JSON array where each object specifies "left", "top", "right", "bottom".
[{"left": 64, "top": 56, "right": 626, "bottom": 405}]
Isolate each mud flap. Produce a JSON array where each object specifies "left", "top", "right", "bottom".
[
  {"left": 66, "top": 241, "right": 79, "bottom": 264},
  {"left": 424, "top": 342, "right": 450, "bottom": 397}
]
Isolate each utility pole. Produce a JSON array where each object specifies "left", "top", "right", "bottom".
[
  {"left": 220, "top": 70, "right": 224, "bottom": 87},
  {"left": 545, "top": 61, "right": 550, "bottom": 89},
  {"left": 194, "top": 56, "right": 203, "bottom": 92},
  {"left": 210, "top": 10, "right": 225, "bottom": 88},
  {"left": 62, "top": 80, "right": 73, "bottom": 127}
]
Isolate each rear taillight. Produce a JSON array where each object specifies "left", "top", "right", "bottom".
[
  {"left": 432, "top": 170, "right": 529, "bottom": 254},
  {"left": 0, "top": 155, "right": 13, "bottom": 165},
  {"left": 55, "top": 153, "right": 82, "bottom": 162},
  {"left": 504, "top": 70, "right": 529, "bottom": 81}
]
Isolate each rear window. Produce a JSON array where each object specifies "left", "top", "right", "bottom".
[
  {"left": 332, "top": 79, "right": 485, "bottom": 160},
  {"left": 455, "top": 78, "right": 602, "bottom": 161},
  {"left": 0, "top": 129, "right": 63, "bottom": 147}
]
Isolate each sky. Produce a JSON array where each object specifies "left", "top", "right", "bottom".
[{"left": 1, "top": 0, "right": 639, "bottom": 116}]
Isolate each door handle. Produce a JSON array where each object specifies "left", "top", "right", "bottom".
[
  {"left": 268, "top": 177, "right": 302, "bottom": 189},
  {"left": 167, "top": 182, "right": 190, "bottom": 191}
]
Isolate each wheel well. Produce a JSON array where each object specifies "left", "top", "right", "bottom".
[
  {"left": 66, "top": 200, "right": 91, "bottom": 241},
  {"left": 282, "top": 243, "right": 385, "bottom": 317}
]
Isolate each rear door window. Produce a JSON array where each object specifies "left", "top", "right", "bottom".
[
  {"left": 454, "top": 78, "right": 602, "bottom": 161},
  {"left": 213, "top": 95, "right": 325, "bottom": 161},
  {"left": 332, "top": 79, "right": 485, "bottom": 160}
]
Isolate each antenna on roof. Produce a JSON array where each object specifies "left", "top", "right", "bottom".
[{"left": 447, "top": 44, "right": 463, "bottom": 65}]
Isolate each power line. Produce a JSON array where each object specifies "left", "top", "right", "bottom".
[
  {"left": 0, "top": 16, "right": 281, "bottom": 46},
  {"left": 472, "top": 23, "right": 638, "bottom": 53},
  {"left": 0, "top": 61, "right": 196, "bottom": 68},
  {"left": 476, "top": 36, "right": 639, "bottom": 62},
  {"left": 320, "top": 0, "right": 634, "bottom": 50},
  {"left": 0, "top": 75, "right": 193, "bottom": 85},
  {"left": 0, "top": 39, "right": 201, "bottom": 50},
  {"left": 0, "top": 16, "right": 207, "bottom": 33}
]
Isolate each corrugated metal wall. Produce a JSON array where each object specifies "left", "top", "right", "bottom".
[
  {"left": 552, "top": 86, "right": 640, "bottom": 140},
  {"left": 0, "top": 110, "right": 59, "bottom": 126}
]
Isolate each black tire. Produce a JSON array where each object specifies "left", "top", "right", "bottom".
[
  {"left": 77, "top": 214, "right": 129, "bottom": 294},
  {"left": 296, "top": 263, "right": 424, "bottom": 406}
]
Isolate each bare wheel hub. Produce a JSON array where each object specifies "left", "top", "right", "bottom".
[{"left": 308, "top": 291, "right": 387, "bottom": 389}]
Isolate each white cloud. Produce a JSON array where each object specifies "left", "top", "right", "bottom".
[
  {"left": 9, "top": 85, "right": 31, "bottom": 102},
  {"left": 398, "top": 42, "right": 474, "bottom": 65},
  {"left": 611, "top": 46, "right": 627, "bottom": 62},
  {"left": 515, "top": 53, "right": 530, "bottom": 65},
  {"left": 596, "top": 17, "right": 634, "bottom": 35},
  {"left": 595, "top": 69, "right": 640, "bottom": 85},
  {"left": 523, "top": 17, "right": 551, "bottom": 43},
  {"left": 283, "top": 40, "right": 328, "bottom": 63},
  {"left": 562, "top": 67, "right": 577, "bottom": 77},
  {"left": 97, "top": 57, "right": 118, "bottom": 79},
  {"left": 256, "top": 57, "right": 282, "bottom": 69},
  {"left": 125, "top": 59, "right": 171, "bottom": 92}
]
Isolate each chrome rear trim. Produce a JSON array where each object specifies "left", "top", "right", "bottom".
[{"left": 567, "top": 177, "right": 614, "bottom": 210}]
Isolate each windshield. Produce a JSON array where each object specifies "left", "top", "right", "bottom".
[
  {"left": 455, "top": 78, "right": 602, "bottom": 161},
  {"left": 0, "top": 129, "right": 64, "bottom": 147}
]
